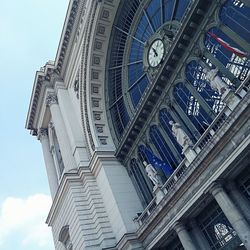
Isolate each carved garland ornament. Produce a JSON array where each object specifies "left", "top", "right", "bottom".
[{"left": 46, "top": 93, "right": 58, "bottom": 107}]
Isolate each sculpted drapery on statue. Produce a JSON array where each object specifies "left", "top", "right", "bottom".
[
  {"left": 143, "top": 161, "right": 162, "bottom": 187},
  {"left": 203, "top": 68, "right": 229, "bottom": 95},
  {"left": 169, "top": 121, "right": 193, "bottom": 152}
]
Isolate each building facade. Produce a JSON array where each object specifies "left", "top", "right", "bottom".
[{"left": 26, "top": 0, "right": 250, "bottom": 249}]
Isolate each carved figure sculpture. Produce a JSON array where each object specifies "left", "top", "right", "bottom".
[
  {"left": 143, "top": 161, "right": 161, "bottom": 187},
  {"left": 203, "top": 68, "right": 229, "bottom": 95},
  {"left": 169, "top": 121, "right": 193, "bottom": 150}
]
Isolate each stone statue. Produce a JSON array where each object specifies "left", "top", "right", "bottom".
[
  {"left": 143, "top": 161, "right": 162, "bottom": 187},
  {"left": 203, "top": 68, "right": 229, "bottom": 95},
  {"left": 169, "top": 121, "right": 193, "bottom": 150}
]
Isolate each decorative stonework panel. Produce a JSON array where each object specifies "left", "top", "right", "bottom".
[
  {"left": 92, "top": 55, "right": 101, "bottom": 66},
  {"left": 97, "top": 24, "right": 106, "bottom": 36},
  {"left": 94, "top": 39, "right": 103, "bottom": 50},
  {"left": 91, "top": 84, "right": 100, "bottom": 94},
  {"left": 80, "top": 0, "right": 120, "bottom": 151},
  {"left": 93, "top": 111, "right": 102, "bottom": 121}
]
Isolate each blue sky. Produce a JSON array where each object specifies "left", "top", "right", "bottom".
[{"left": 0, "top": 0, "right": 68, "bottom": 249}]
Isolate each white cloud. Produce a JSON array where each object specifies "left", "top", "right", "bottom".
[{"left": 0, "top": 194, "right": 53, "bottom": 248}]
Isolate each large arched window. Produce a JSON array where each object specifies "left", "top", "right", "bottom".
[
  {"left": 107, "top": 0, "right": 193, "bottom": 139},
  {"left": 219, "top": 0, "right": 250, "bottom": 44}
]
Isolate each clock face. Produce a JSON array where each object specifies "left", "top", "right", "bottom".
[{"left": 148, "top": 39, "right": 164, "bottom": 68}]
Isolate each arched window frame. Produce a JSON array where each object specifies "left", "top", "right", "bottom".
[{"left": 58, "top": 225, "right": 73, "bottom": 250}]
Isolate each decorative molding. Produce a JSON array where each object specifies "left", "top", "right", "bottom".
[
  {"left": 80, "top": 1, "right": 98, "bottom": 152},
  {"left": 37, "top": 128, "right": 48, "bottom": 140},
  {"left": 46, "top": 93, "right": 58, "bottom": 107},
  {"left": 54, "top": 0, "right": 80, "bottom": 74},
  {"left": 74, "top": 70, "right": 80, "bottom": 99}
]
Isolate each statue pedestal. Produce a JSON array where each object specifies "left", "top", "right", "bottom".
[
  {"left": 183, "top": 146, "right": 197, "bottom": 164},
  {"left": 222, "top": 91, "right": 241, "bottom": 111},
  {"left": 153, "top": 186, "right": 165, "bottom": 204}
]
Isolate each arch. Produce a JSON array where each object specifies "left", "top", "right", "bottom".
[{"left": 107, "top": 0, "right": 194, "bottom": 139}]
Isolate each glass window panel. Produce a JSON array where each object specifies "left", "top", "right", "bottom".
[
  {"left": 173, "top": 82, "right": 213, "bottom": 134},
  {"left": 174, "top": 0, "right": 189, "bottom": 21},
  {"left": 204, "top": 28, "right": 250, "bottom": 82},
  {"left": 146, "top": 0, "right": 162, "bottom": 30},
  {"left": 128, "top": 62, "right": 144, "bottom": 87},
  {"left": 163, "top": 0, "right": 175, "bottom": 22},
  {"left": 220, "top": 0, "right": 250, "bottom": 43},
  {"left": 149, "top": 125, "right": 180, "bottom": 169},
  {"left": 185, "top": 61, "right": 225, "bottom": 113}
]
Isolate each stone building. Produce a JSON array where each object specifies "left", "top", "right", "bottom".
[{"left": 26, "top": 0, "right": 250, "bottom": 249}]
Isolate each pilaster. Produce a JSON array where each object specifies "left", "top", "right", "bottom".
[
  {"left": 56, "top": 85, "right": 90, "bottom": 167},
  {"left": 91, "top": 151, "right": 143, "bottom": 243},
  {"left": 46, "top": 93, "right": 77, "bottom": 172},
  {"left": 38, "top": 128, "right": 58, "bottom": 198}
]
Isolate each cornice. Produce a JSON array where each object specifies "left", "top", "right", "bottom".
[
  {"left": 26, "top": 0, "right": 81, "bottom": 136},
  {"left": 25, "top": 62, "right": 56, "bottom": 135},
  {"left": 54, "top": 0, "right": 80, "bottom": 76}
]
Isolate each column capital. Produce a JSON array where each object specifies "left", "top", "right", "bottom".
[
  {"left": 38, "top": 128, "right": 48, "bottom": 140},
  {"left": 46, "top": 93, "right": 58, "bottom": 107},
  {"left": 209, "top": 181, "right": 224, "bottom": 197},
  {"left": 173, "top": 221, "right": 186, "bottom": 233}
]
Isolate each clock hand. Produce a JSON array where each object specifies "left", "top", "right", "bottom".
[{"left": 152, "top": 48, "right": 158, "bottom": 57}]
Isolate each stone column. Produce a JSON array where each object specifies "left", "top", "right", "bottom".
[
  {"left": 173, "top": 221, "right": 198, "bottom": 250},
  {"left": 46, "top": 93, "right": 76, "bottom": 172},
  {"left": 210, "top": 182, "right": 250, "bottom": 248},
  {"left": 227, "top": 181, "right": 250, "bottom": 223},
  {"left": 190, "top": 219, "right": 211, "bottom": 250},
  {"left": 38, "top": 128, "right": 58, "bottom": 198}
]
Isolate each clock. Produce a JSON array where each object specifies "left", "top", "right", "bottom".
[{"left": 148, "top": 39, "right": 165, "bottom": 68}]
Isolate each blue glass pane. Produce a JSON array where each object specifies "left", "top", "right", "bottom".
[
  {"left": 130, "top": 87, "right": 141, "bottom": 106},
  {"left": 163, "top": 0, "right": 175, "bottom": 22},
  {"left": 173, "top": 82, "right": 212, "bottom": 134},
  {"left": 174, "top": 0, "right": 189, "bottom": 21},
  {"left": 110, "top": 98, "right": 130, "bottom": 137},
  {"left": 149, "top": 125, "right": 179, "bottom": 168},
  {"left": 129, "top": 40, "right": 144, "bottom": 63},
  {"left": 159, "top": 109, "right": 183, "bottom": 155},
  {"left": 128, "top": 62, "right": 144, "bottom": 87},
  {"left": 146, "top": 0, "right": 162, "bottom": 31},
  {"left": 220, "top": 0, "right": 250, "bottom": 43},
  {"left": 204, "top": 28, "right": 250, "bottom": 81},
  {"left": 134, "top": 15, "right": 154, "bottom": 42},
  {"left": 130, "top": 75, "right": 149, "bottom": 107}
]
